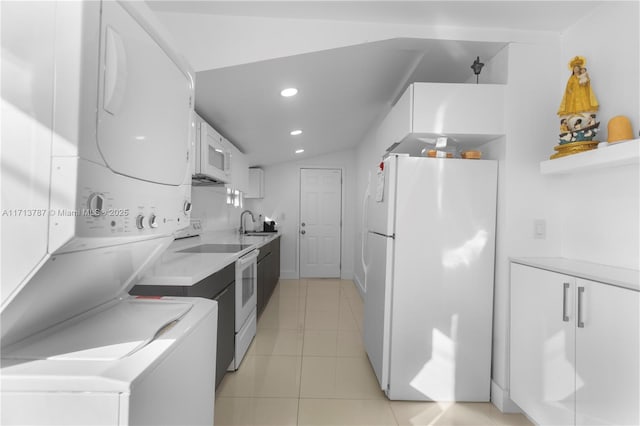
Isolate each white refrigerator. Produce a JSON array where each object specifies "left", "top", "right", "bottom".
[{"left": 363, "top": 154, "right": 497, "bottom": 401}]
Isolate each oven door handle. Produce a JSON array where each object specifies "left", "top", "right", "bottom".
[{"left": 237, "top": 249, "right": 259, "bottom": 267}]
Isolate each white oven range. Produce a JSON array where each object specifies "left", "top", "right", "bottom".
[{"left": 230, "top": 248, "right": 259, "bottom": 370}]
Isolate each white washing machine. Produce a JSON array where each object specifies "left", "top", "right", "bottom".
[{"left": 1, "top": 1, "right": 216, "bottom": 424}]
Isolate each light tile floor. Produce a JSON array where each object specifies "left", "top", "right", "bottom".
[{"left": 215, "top": 279, "right": 532, "bottom": 426}]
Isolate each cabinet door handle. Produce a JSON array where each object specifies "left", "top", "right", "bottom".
[
  {"left": 577, "top": 286, "right": 585, "bottom": 328},
  {"left": 562, "top": 282, "right": 570, "bottom": 322}
]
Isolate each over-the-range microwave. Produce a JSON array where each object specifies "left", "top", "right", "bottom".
[{"left": 193, "top": 120, "right": 231, "bottom": 185}]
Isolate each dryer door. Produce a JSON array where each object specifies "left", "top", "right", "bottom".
[{"left": 97, "top": 1, "right": 192, "bottom": 186}]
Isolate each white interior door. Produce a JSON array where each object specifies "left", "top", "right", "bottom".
[{"left": 299, "top": 168, "right": 342, "bottom": 278}]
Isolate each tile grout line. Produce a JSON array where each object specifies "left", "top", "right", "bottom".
[
  {"left": 296, "top": 278, "right": 308, "bottom": 426},
  {"left": 217, "top": 282, "right": 532, "bottom": 425}
]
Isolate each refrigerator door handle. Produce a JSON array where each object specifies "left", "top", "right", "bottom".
[{"left": 361, "top": 174, "right": 370, "bottom": 272}]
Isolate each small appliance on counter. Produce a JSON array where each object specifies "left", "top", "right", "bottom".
[{"left": 263, "top": 220, "right": 277, "bottom": 232}]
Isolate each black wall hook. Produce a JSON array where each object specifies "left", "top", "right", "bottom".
[{"left": 471, "top": 56, "right": 485, "bottom": 84}]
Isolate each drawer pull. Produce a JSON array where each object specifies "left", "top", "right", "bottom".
[
  {"left": 577, "top": 286, "right": 585, "bottom": 328},
  {"left": 562, "top": 282, "right": 570, "bottom": 322}
]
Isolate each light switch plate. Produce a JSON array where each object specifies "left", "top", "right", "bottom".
[{"left": 534, "top": 219, "right": 546, "bottom": 239}]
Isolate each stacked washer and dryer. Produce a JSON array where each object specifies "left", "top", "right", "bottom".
[{"left": 1, "top": 2, "right": 217, "bottom": 425}]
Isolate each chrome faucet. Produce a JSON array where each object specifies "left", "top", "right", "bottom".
[{"left": 239, "top": 210, "right": 255, "bottom": 234}]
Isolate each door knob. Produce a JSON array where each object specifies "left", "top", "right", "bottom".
[{"left": 301, "top": 230, "right": 306, "bottom": 235}]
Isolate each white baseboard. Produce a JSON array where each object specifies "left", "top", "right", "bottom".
[
  {"left": 340, "top": 269, "right": 353, "bottom": 280},
  {"left": 279, "top": 270, "right": 298, "bottom": 280},
  {"left": 280, "top": 270, "right": 355, "bottom": 281},
  {"left": 353, "top": 274, "right": 365, "bottom": 299},
  {"left": 491, "top": 380, "right": 522, "bottom": 413}
]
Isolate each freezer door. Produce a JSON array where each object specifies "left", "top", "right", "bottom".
[
  {"left": 367, "top": 156, "right": 398, "bottom": 236},
  {"left": 363, "top": 231, "right": 394, "bottom": 390}
]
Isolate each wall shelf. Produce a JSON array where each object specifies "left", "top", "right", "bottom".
[{"left": 540, "top": 138, "right": 640, "bottom": 175}]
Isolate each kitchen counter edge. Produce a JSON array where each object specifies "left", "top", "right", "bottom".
[
  {"left": 510, "top": 257, "right": 639, "bottom": 292},
  {"left": 135, "top": 231, "right": 281, "bottom": 287}
]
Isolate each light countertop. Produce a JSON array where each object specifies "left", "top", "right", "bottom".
[
  {"left": 510, "top": 257, "right": 639, "bottom": 291},
  {"left": 136, "top": 230, "right": 280, "bottom": 287}
]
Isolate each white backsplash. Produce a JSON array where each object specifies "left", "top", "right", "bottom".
[{"left": 190, "top": 186, "right": 244, "bottom": 232}]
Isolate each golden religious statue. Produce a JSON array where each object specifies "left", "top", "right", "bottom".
[
  {"left": 558, "top": 56, "right": 599, "bottom": 116},
  {"left": 552, "top": 56, "right": 600, "bottom": 158}
]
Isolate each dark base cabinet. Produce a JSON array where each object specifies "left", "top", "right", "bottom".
[
  {"left": 130, "top": 263, "right": 235, "bottom": 389},
  {"left": 257, "top": 236, "right": 281, "bottom": 317},
  {"left": 212, "top": 283, "right": 235, "bottom": 387}
]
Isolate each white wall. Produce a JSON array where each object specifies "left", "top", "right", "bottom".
[
  {"left": 554, "top": 1, "right": 639, "bottom": 269},
  {"left": 245, "top": 149, "right": 357, "bottom": 279},
  {"left": 490, "top": 41, "right": 563, "bottom": 411}
]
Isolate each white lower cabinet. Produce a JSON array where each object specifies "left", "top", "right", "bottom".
[
  {"left": 510, "top": 262, "right": 639, "bottom": 426},
  {"left": 574, "top": 279, "right": 639, "bottom": 425},
  {"left": 510, "top": 264, "right": 575, "bottom": 425}
]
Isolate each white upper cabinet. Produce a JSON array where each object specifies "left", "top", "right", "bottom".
[
  {"left": 228, "top": 140, "right": 249, "bottom": 193},
  {"left": 386, "top": 83, "right": 505, "bottom": 150},
  {"left": 245, "top": 168, "right": 264, "bottom": 199}
]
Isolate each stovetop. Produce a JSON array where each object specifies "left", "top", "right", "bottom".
[{"left": 177, "top": 244, "right": 252, "bottom": 254}]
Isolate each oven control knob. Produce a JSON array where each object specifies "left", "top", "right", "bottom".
[
  {"left": 87, "top": 193, "right": 104, "bottom": 216},
  {"left": 136, "top": 214, "right": 145, "bottom": 229},
  {"left": 149, "top": 214, "right": 159, "bottom": 229}
]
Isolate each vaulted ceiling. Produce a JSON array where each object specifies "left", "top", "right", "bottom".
[{"left": 148, "top": 1, "right": 604, "bottom": 166}]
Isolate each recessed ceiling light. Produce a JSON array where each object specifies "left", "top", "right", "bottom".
[
  {"left": 290, "top": 129, "right": 302, "bottom": 136},
  {"left": 295, "top": 149, "right": 305, "bottom": 154},
  {"left": 280, "top": 87, "right": 298, "bottom": 97}
]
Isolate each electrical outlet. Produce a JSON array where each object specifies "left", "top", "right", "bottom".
[{"left": 534, "top": 219, "right": 546, "bottom": 239}]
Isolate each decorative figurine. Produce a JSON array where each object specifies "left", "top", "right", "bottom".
[
  {"left": 470, "top": 56, "right": 484, "bottom": 84},
  {"left": 551, "top": 56, "right": 601, "bottom": 159}
]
